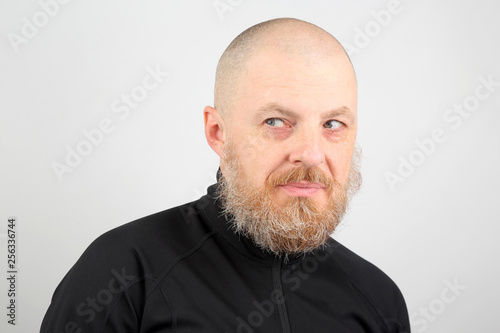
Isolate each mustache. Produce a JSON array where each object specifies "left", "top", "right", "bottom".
[{"left": 266, "top": 167, "right": 335, "bottom": 189}]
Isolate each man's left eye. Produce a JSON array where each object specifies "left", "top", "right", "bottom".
[{"left": 324, "top": 120, "right": 343, "bottom": 129}]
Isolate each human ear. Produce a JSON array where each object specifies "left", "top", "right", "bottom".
[{"left": 203, "top": 106, "right": 225, "bottom": 158}]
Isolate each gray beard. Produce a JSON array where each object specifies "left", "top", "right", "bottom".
[{"left": 216, "top": 143, "right": 362, "bottom": 257}]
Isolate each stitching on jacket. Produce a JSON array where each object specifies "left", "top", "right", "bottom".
[
  {"left": 100, "top": 275, "right": 155, "bottom": 332},
  {"left": 331, "top": 257, "right": 391, "bottom": 332},
  {"left": 101, "top": 231, "right": 216, "bottom": 332},
  {"left": 145, "top": 231, "right": 216, "bottom": 300}
]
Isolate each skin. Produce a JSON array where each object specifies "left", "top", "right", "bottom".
[{"left": 204, "top": 25, "right": 357, "bottom": 211}]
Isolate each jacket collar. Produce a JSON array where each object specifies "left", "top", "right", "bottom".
[{"left": 199, "top": 169, "right": 305, "bottom": 265}]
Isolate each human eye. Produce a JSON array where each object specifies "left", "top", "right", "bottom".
[
  {"left": 265, "top": 118, "right": 286, "bottom": 127},
  {"left": 324, "top": 120, "right": 343, "bottom": 129}
]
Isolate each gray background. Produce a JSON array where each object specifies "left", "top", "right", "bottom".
[{"left": 1, "top": 0, "right": 499, "bottom": 332}]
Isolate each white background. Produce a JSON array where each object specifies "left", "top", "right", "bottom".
[{"left": 1, "top": 0, "right": 499, "bottom": 332}]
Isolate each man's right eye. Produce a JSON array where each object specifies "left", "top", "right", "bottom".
[{"left": 265, "top": 118, "right": 285, "bottom": 127}]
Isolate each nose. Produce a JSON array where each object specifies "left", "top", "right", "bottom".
[{"left": 288, "top": 129, "right": 326, "bottom": 168}]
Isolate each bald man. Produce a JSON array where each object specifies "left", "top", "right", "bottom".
[{"left": 41, "top": 18, "right": 410, "bottom": 333}]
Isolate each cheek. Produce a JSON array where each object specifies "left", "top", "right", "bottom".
[
  {"left": 233, "top": 138, "right": 281, "bottom": 185},
  {"left": 325, "top": 145, "right": 354, "bottom": 182}
]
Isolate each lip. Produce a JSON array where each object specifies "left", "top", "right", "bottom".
[{"left": 278, "top": 181, "right": 325, "bottom": 197}]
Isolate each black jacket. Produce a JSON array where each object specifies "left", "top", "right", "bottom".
[{"left": 41, "top": 183, "right": 410, "bottom": 332}]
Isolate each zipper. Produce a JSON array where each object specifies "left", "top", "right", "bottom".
[{"left": 272, "top": 257, "right": 291, "bottom": 333}]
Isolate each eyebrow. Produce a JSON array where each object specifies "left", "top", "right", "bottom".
[{"left": 255, "top": 103, "right": 355, "bottom": 124}]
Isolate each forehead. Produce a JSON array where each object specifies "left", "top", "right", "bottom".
[{"left": 234, "top": 47, "right": 357, "bottom": 118}]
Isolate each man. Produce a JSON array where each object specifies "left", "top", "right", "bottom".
[{"left": 41, "top": 18, "right": 410, "bottom": 332}]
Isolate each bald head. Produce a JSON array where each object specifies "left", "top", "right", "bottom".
[{"left": 214, "top": 18, "right": 354, "bottom": 119}]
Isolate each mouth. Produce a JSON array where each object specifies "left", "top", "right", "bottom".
[{"left": 277, "top": 181, "right": 325, "bottom": 197}]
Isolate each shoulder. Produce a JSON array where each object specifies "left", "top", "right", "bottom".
[
  {"left": 41, "top": 199, "right": 215, "bottom": 332},
  {"left": 327, "top": 238, "right": 398, "bottom": 292},
  {"left": 327, "top": 238, "right": 410, "bottom": 332},
  {"left": 85, "top": 200, "right": 214, "bottom": 277}
]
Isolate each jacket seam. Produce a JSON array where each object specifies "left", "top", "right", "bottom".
[
  {"left": 100, "top": 275, "right": 155, "bottom": 332},
  {"left": 145, "top": 231, "right": 217, "bottom": 300},
  {"left": 331, "top": 258, "right": 391, "bottom": 331},
  {"left": 101, "top": 231, "right": 216, "bottom": 332},
  {"left": 159, "top": 286, "right": 177, "bottom": 333}
]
